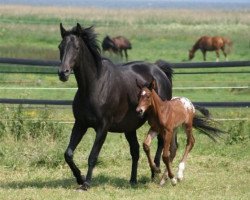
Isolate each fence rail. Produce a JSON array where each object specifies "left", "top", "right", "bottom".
[
  {"left": 0, "top": 57, "right": 250, "bottom": 68},
  {"left": 0, "top": 57, "right": 249, "bottom": 108},
  {"left": 0, "top": 98, "right": 249, "bottom": 107}
]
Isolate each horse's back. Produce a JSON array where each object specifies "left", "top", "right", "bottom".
[{"left": 113, "top": 36, "right": 132, "bottom": 49}]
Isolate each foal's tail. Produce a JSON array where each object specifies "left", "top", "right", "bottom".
[
  {"left": 155, "top": 59, "right": 174, "bottom": 84},
  {"left": 193, "top": 107, "right": 225, "bottom": 142}
]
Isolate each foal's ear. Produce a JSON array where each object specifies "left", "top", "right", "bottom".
[
  {"left": 148, "top": 79, "right": 157, "bottom": 91},
  {"left": 60, "top": 23, "right": 66, "bottom": 38}
]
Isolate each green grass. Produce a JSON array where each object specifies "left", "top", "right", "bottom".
[{"left": 0, "top": 5, "right": 249, "bottom": 200}]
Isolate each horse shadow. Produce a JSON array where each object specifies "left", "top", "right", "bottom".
[{"left": 0, "top": 174, "right": 152, "bottom": 190}]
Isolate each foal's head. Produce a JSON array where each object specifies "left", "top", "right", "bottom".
[{"left": 136, "top": 80, "right": 157, "bottom": 117}]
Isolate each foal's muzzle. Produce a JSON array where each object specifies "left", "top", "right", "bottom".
[
  {"left": 58, "top": 69, "right": 71, "bottom": 82},
  {"left": 136, "top": 107, "right": 144, "bottom": 118}
]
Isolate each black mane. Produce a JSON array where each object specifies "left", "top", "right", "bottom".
[{"left": 70, "top": 25, "right": 102, "bottom": 68}]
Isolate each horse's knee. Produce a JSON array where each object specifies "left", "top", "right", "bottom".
[{"left": 64, "top": 148, "right": 73, "bottom": 163}]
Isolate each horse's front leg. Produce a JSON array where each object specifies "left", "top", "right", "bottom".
[
  {"left": 143, "top": 129, "right": 161, "bottom": 176},
  {"left": 64, "top": 121, "right": 87, "bottom": 185},
  {"left": 125, "top": 130, "right": 140, "bottom": 184},
  {"left": 160, "top": 129, "right": 177, "bottom": 186},
  {"left": 79, "top": 127, "right": 108, "bottom": 190}
]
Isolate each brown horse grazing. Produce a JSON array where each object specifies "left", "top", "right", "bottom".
[
  {"left": 136, "top": 80, "right": 224, "bottom": 186},
  {"left": 189, "top": 36, "right": 232, "bottom": 62},
  {"left": 102, "top": 35, "right": 132, "bottom": 61}
]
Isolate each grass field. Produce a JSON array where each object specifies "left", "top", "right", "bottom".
[{"left": 0, "top": 5, "right": 249, "bottom": 200}]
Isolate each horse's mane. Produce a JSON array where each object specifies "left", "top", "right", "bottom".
[{"left": 69, "top": 25, "right": 102, "bottom": 69}]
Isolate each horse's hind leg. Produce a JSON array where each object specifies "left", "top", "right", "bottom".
[
  {"left": 125, "top": 130, "right": 140, "bottom": 184},
  {"left": 177, "top": 123, "right": 195, "bottom": 182},
  {"left": 221, "top": 47, "right": 228, "bottom": 61},
  {"left": 64, "top": 121, "right": 87, "bottom": 185}
]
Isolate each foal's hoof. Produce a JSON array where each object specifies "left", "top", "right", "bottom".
[{"left": 170, "top": 177, "right": 177, "bottom": 186}]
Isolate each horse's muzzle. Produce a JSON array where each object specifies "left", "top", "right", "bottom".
[{"left": 58, "top": 69, "right": 70, "bottom": 82}]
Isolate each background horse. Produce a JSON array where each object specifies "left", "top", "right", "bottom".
[
  {"left": 136, "top": 80, "right": 224, "bottom": 186},
  {"left": 102, "top": 35, "right": 132, "bottom": 61},
  {"left": 58, "top": 23, "right": 173, "bottom": 190},
  {"left": 189, "top": 36, "right": 232, "bottom": 61}
]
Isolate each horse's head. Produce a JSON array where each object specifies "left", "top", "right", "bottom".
[
  {"left": 102, "top": 36, "right": 118, "bottom": 52},
  {"left": 58, "top": 23, "right": 83, "bottom": 82},
  {"left": 188, "top": 49, "right": 195, "bottom": 60},
  {"left": 136, "top": 79, "right": 157, "bottom": 117}
]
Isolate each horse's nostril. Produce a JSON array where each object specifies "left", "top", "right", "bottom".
[{"left": 65, "top": 69, "right": 70, "bottom": 73}]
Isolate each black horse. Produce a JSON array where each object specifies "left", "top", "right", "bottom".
[{"left": 58, "top": 23, "right": 174, "bottom": 190}]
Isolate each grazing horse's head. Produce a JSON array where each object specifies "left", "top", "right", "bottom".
[
  {"left": 188, "top": 49, "right": 195, "bottom": 60},
  {"left": 136, "top": 80, "right": 157, "bottom": 117},
  {"left": 102, "top": 36, "right": 118, "bottom": 52},
  {"left": 58, "top": 23, "right": 83, "bottom": 82}
]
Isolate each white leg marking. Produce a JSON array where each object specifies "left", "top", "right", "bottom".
[
  {"left": 160, "top": 169, "right": 168, "bottom": 186},
  {"left": 177, "top": 162, "right": 185, "bottom": 181}
]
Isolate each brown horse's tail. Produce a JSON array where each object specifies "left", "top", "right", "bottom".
[
  {"left": 223, "top": 37, "right": 233, "bottom": 54},
  {"left": 193, "top": 107, "right": 225, "bottom": 142}
]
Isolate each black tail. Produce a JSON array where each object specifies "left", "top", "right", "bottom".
[
  {"left": 155, "top": 59, "right": 174, "bottom": 84},
  {"left": 193, "top": 112, "right": 225, "bottom": 142}
]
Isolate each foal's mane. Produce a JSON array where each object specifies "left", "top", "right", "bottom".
[{"left": 69, "top": 25, "right": 102, "bottom": 69}]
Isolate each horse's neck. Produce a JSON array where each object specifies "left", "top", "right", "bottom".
[
  {"left": 74, "top": 46, "right": 99, "bottom": 96},
  {"left": 192, "top": 39, "right": 201, "bottom": 52}
]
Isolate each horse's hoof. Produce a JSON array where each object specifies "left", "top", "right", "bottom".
[
  {"left": 130, "top": 179, "right": 137, "bottom": 186},
  {"left": 76, "top": 175, "right": 86, "bottom": 185},
  {"left": 152, "top": 165, "right": 161, "bottom": 173},
  {"left": 76, "top": 182, "right": 90, "bottom": 191},
  {"left": 170, "top": 177, "right": 177, "bottom": 186}
]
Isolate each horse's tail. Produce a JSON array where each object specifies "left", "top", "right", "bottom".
[
  {"left": 155, "top": 59, "right": 174, "bottom": 84},
  {"left": 223, "top": 37, "right": 233, "bottom": 54},
  {"left": 193, "top": 109, "right": 225, "bottom": 142}
]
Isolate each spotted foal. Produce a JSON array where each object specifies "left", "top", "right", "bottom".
[{"left": 136, "top": 80, "right": 195, "bottom": 186}]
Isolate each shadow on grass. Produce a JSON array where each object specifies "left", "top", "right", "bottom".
[{"left": 0, "top": 174, "right": 152, "bottom": 190}]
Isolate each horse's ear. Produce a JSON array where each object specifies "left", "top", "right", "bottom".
[
  {"left": 60, "top": 23, "right": 66, "bottom": 38},
  {"left": 76, "top": 23, "right": 83, "bottom": 36}
]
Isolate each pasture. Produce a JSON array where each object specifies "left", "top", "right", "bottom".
[{"left": 0, "top": 5, "right": 249, "bottom": 200}]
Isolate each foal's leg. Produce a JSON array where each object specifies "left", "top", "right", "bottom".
[
  {"left": 125, "top": 130, "right": 140, "bottom": 184},
  {"left": 64, "top": 121, "right": 87, "bottom": 185},
  {"left": 177, "top": 123, "right": 195, "bottom": 182},
  {"left": 143, "top": 129, "right": 160, "bottom": 175},
  {"left": 160, "top": 130, "right": 177, "bottom": 186}
]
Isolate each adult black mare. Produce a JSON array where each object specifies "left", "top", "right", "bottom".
[{"left": 58, "top": 23, "right": 174, "bottom": 190}]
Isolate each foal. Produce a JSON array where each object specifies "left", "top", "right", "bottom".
[{"left": 136, "top": 80, "right": 196, "bottom": 186}]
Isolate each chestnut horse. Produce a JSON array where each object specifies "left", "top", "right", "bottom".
[
  {"left": 136, "top": 80, "right": 224, "bottom": 186},
  {"left": 189, "top": 36, "right": 232, "bottom": 61},
  {"left": 102, "top": 35, "right": 132, "bottom": 61}
]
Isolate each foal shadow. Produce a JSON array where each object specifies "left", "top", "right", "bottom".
[{"left": 0, "top": 175, "right": 151, "bottom": 190}]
